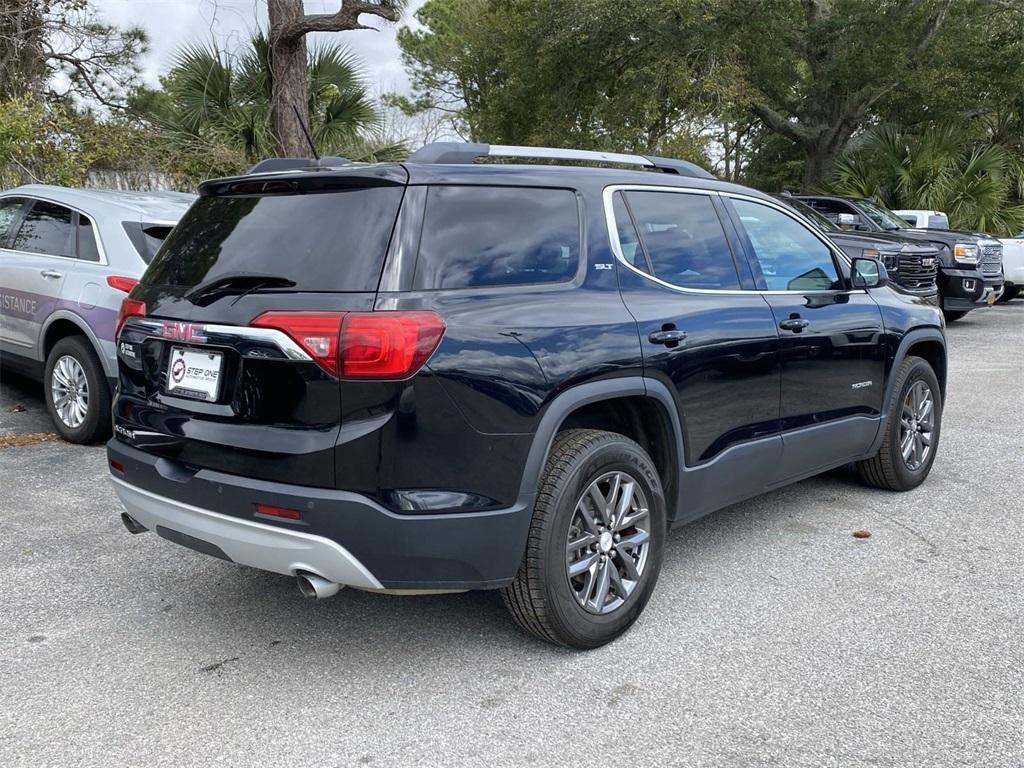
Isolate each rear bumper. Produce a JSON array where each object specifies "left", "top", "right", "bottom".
[
  {"left": 107, "top": 439, "right": 532, "bottom": 590},
  {"left": 112, "top": 477, "right": 385, "bottom": 589}
]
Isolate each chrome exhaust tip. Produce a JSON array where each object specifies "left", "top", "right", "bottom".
[{"left": 296, "top": 572, "right": 342, "bottom": 600}]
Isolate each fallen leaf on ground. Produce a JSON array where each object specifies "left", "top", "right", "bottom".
[
  {"left": 852, "top": 529, "right": 872, "bottom": 539},
  {"left": 0, "top": 432, "right": 60, "bottom": 449}
]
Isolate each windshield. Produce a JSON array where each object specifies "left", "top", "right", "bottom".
[
  {"left": 857, "top": 199, "right": 909, "bottom": 231},
  {"left": 774, "top": 196, "right": 838, "bottom": 232}
]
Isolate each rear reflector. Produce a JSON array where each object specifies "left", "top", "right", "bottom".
[
  {"left": 115, "top": 298, "right": 146, "bottom": 339},
  {"left": 254, "top": 503, "right": 301, "bottom": 521},
  {"left": 249, "top": 311, "right": 445, "bottom": 380},
  {"left": 109, "top": 460, "right": 124, "bottom": 473},
  {"left": 107, "top": 275, "right": 140, "bottom": 293}
]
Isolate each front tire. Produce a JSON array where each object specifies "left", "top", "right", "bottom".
[
  {"left": 44, "top": 336, "right": 112, "bottom": 444},
  {"left": 501, "top": 429, "right": 667, "bottom": 649},
  {"left": 856, "top": 355, "right": 941, "bottom": 491}
]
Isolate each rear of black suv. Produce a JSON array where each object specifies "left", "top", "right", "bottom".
[
  {"left": 110, "top": 147, "right": 946, "bottom": 648},
  {"left": 109, "top": 164, "right": 537, "bottom": 593}
]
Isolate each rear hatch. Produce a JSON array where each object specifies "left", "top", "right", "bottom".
[{"left": 114, "top": 165, "right": 408, "bottom": 487}]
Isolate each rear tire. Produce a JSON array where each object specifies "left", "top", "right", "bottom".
[
  {"left": 856, "top": 355, "right": 941, "bottom": 492},
  {"left": 501, "top": 429, "right": 667, "bottom": 649},
  {"left": 996, "top": 286, "right": 1019, "bottom": 303},
  {"left": 942, "top": 310, "right": 968, "bottom": 322},
  {"left": 44, "top": 336, "right": 112, "bottom": 444}
]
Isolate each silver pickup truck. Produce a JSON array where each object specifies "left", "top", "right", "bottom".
[{"left": 0, "top": 185, "right": 193, "bottom": 442}]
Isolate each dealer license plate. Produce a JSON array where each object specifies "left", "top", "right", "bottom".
[{"left": 166, "top": 347, "right": 223, "bottom": 402}]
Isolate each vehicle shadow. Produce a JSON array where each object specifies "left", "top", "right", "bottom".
[{"left": 147, "top": 464, "right": 871, "bottom": 658}]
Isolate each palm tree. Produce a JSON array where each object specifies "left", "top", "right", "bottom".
[
  {"left": 831, "top": 124, "right": 1024, "bottom": 236},
  {"left": 140, "top": 32, "right": 406, "bottom": 179}
]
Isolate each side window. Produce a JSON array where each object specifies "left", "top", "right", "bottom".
[
  {"left": 802, "top": 198, "right": 854, "bottom": 224},
  {"left": 621, "top": 191, "right": 740, "bottom": 289},
  {"left": 77, "top": 214, "right": 101, "bottom": 261},
  {"left": 611, "top": 192, "right": 649, "bottom": 272},
  {"left": 414, "top": 186, "right": 579, "bottom": 290},
  {"left": 12, "top": 201, "right": 75, "bottom": 257},
  {"left": 732, "top": 199, "right": 842, "bottom": 291},
  {"left": 0, "top": 197, "right": 26, "bottom": 246}
]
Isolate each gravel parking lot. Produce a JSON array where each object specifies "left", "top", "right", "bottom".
[{"left": 1, "top": 302, "right": 1022, "bottom": 767}]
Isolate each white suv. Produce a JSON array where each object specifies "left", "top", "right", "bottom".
[{"left": 0, "top": 185, "right": 193, "bottom": 442}]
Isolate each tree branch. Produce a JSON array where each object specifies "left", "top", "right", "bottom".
[
  {"left": 44, "top": 49, "right": 127, "bottom": 111},
  {"left": 750, "top": 101, "right": 815, "bottom": 144},
  {"left": 277, "top": 1, "right": 401, "bottom": 43}
]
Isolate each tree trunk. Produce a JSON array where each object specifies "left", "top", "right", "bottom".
[
  {"left": 268, "top": 0, "right": 312, "bottom": 158},
  {"left": 801, "top": 139, "right": 840, "bottom": 192}
]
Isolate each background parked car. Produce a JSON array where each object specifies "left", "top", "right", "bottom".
[
  {"left": 0, "top": 185, "right": 193, "bottom": 442},
  {"left": 796, "top": 194, "right": 1003, "bottom": 321},
  {"left": 894, "top": 209, "right": 951, "bottom": 229}
]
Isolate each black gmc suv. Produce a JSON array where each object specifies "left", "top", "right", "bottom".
[
  {"left": 108, "top": 143, "right": 946, "bottom": 648},
  {"left": 796, "top": 194, "right": 1003, "bottom": 321}
]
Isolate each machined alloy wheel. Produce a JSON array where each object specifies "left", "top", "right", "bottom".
[
  {"left": 43, "top": 335, "right": 112, "bottom": 444},
  {"left": 502, "top": 429, "right": 667, "bottom": 648},
  {"left": 566, "top": 471, "right": 651, "bottom": 615},
  {"left": 856, "top": 355, "right": 941, "bottom": 492},
  {"left": 50, "top": 354, "right": 89, "bottom": 429},
  {"left": 899, "top": 380, "right": 934, "bottom": 471}
]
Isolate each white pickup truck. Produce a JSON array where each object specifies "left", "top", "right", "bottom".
[{"left": 1000, "top": 233, "right": 1024, "bottom": 302}]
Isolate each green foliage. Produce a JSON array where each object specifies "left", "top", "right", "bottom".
[
  {"left": 134, "top": 33, "right": 402, "bottom": 183},
  {"left": 397, "top": 0, "right": 726, "bottom": 163},
  {"left": 832, "top": 125, "right": 1024, "bottom": 235},
  {"left": 0, "top": 97, "right": 89, "bottom": 187}
]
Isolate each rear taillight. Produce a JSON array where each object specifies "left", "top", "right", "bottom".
[
  {"left": 249, "top": 310, "right": 445, "bottom": 380},
  {"left": 115, "top": 298, "right": 146, "bottom": 339},
  {"left": 339, "top": 312, "right": 446, "bottom": 380},
  {"left": 107, "top": 275, "right": 140, "bottom": 293},
  {"left": 250, "top": 312, "right": 346, "bottom": 374}
]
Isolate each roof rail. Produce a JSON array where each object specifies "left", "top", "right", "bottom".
[
  {"left": 246, "top": 156, "right": 351, "bottom": 175},
  {"left": 406, "top": 142, "right": 715, "bottom": 179}
]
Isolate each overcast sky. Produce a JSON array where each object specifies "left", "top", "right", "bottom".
[{"left": 95, "top": 0, "right": 427, "bottom": 95}]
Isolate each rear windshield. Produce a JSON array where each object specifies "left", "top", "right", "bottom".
[
  {"left": 122, "top": 222, "right": 174, "bottom": 264},
  {"left": 142, "top": 187, "right": 404, "bottom": 291}
]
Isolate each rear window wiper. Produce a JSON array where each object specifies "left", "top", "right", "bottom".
[{"left": 185, "top": 273, "right": 297, "bottom": 306}]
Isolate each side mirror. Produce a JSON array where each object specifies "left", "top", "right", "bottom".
[
  {"left": 851, "top": 257, "right": 888, "bottom": 289},
  {"left": 837, "top": 213, "right": 859, "bottom": 227}
]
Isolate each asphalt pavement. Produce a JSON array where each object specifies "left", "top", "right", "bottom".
[{"left": 1, "top": 302, "right": 1022, "bottom": 767}]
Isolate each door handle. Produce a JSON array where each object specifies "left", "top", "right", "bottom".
[
  {"left": 40, "top": 269, "right": 63, "bottom": 279},
  {"left": 779, "top": 317, "right": 810, "bottom": 332},
  {"left": 648, "top": 329, "right": 688, "bottom": 345}
]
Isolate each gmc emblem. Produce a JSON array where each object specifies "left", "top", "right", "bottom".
[
  {"left": 160, "top": 321, "right": 207, "bottom": 343},
  {"left": 922, "top": 258, "right": 936, "bottom": 267}
]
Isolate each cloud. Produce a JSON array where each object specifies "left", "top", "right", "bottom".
[{"left": 93, "top": 0, "right": 426, "bottom": 93}]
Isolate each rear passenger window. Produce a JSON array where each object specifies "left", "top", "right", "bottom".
[
  {"left": 77, "top": 214, "right": 100, "bottom": 261},
  {"left": 621, "top": 191, "right": 740, "bottom": 289},
  {"left": 0, "top": 197, "right": 25, "bottom": 245},
  {"left": 414, "top": 186, "right": 579, "bottom": 290},
  {"left": 12, "top": 201, "right": 74, "bottom": 257}
]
